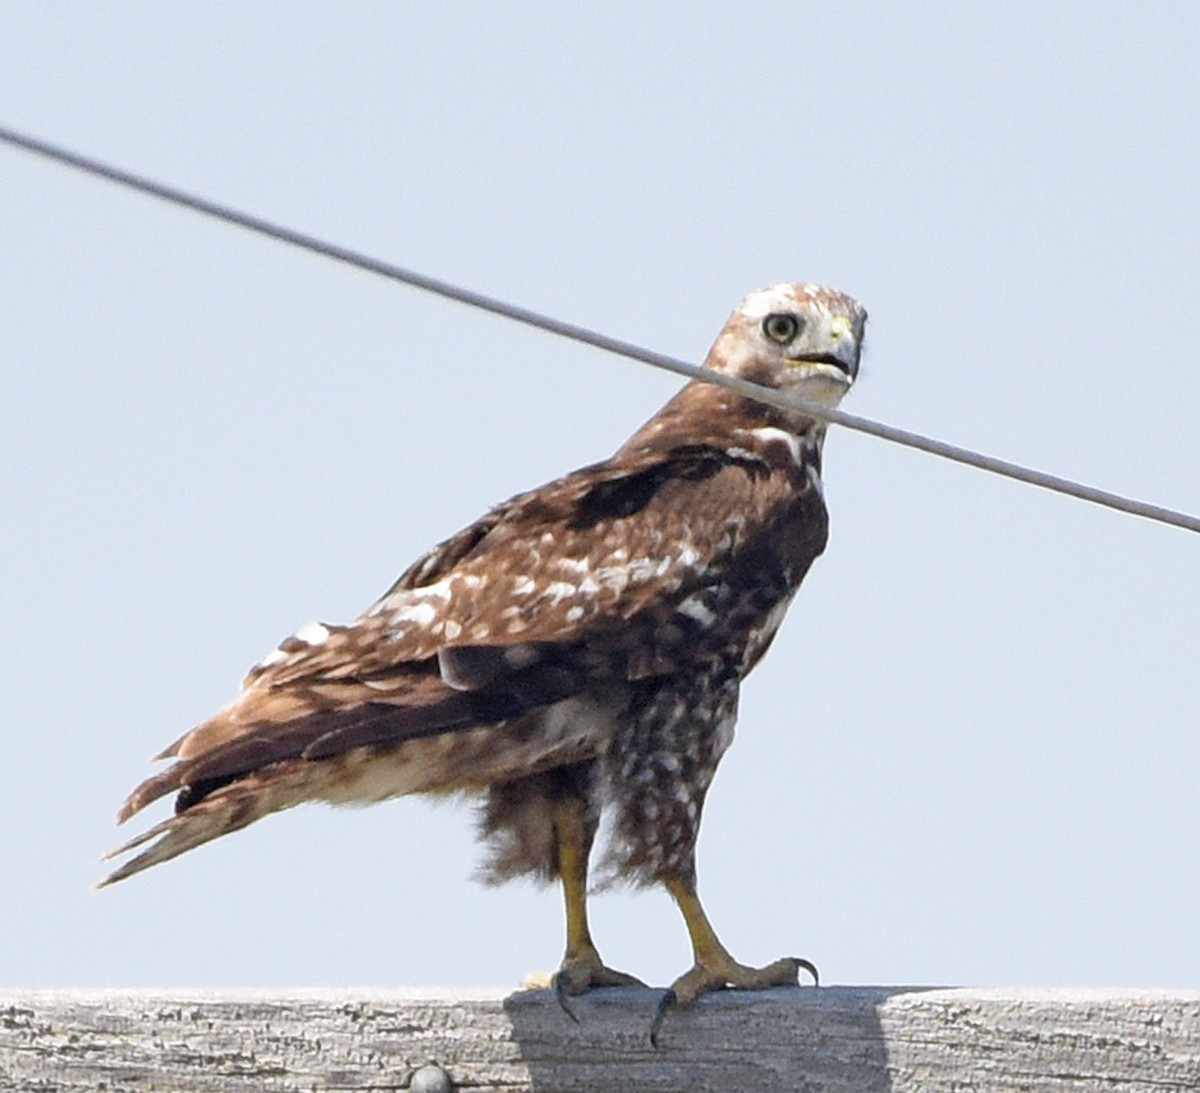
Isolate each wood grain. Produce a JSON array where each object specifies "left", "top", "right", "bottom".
[{"left": 2, "top": 986, "right": 1198, "bottom": 1091}]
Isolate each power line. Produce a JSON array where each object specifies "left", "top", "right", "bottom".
[{"left": 2, "top": 122, "right": 1197, "bottom": 536}]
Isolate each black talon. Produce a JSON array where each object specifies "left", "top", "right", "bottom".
[
  {"left": 649, "top": 988, "right": 677, "bottom": 1048},
  {"left": 794, "top": 957, "right": 819, "bottom": 986},
  {"left": 553, "top": 972, "right": 581, "bottom": 1024}
]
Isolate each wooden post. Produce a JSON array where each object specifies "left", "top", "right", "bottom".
[{"left": 3, "top": 986, "right": 1198, "bottom": 1091}]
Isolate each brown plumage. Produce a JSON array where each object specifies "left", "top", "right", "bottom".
[{"left": 104, "top": 283, "right": 866, "bottom": 1020}]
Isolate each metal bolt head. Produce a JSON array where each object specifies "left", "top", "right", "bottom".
[{"left": 410, "top": 1063, "right": 453, "bottom": 1093}]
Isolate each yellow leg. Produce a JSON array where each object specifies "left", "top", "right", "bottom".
[
  {"left": 650, "top": 873, "right": 818, "bottom": 1043},
  {"left": 552, "top": 798, "right": 644, "bottom": 1015}
]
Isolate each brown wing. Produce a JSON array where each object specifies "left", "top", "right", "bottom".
[
  {"left": 110, "top": 438, "right": 816, "bottom": 869},
  {"left": 249, "top": 443, "right": 792, "bottom": 680}
]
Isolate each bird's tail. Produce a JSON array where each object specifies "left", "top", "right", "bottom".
[{"left": 97, "top": 765, "right": 301, "bottom": 887}]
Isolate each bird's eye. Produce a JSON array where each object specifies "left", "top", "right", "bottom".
[{"left": 762, "top": 313, "right": 801, "bottom": 344}]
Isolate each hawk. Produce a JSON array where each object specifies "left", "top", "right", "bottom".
[{"left": 104, "top": 283, "right": 866, "bottom": 1029}]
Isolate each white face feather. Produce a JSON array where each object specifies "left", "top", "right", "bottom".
[{"left": 707, "top": 282, "right": 866, "bottom": 408}]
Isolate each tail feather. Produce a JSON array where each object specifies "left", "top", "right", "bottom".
[
  {"left": 101, "top": 650, "right": 583, "bottom": 886},
  {"left": 99, "top": 768, "right": 295, "bottom": 887},
  {"left": 116, "top": 767, "right": 187, "bottom": 824},
  {"left": 101, "top": 813, "right": 177, "bottom": 863},
  {"left": 116, "top": 686, "right": 476, "bottom": 825}
]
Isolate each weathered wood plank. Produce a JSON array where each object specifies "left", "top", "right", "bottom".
[{"left": 2, "top": 986, "right": 1197, "bottom": 1091}]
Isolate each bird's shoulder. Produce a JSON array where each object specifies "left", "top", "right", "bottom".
[{"left": 225, "top": 410, "right": 819, "bottom": 695}]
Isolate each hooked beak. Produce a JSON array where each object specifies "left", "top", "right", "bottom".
[
  {"left": 786, "top": 316, "right": 861, "bottom": 382},
  {"left": 786, "top": 350, "right": 856, "bottom": 382}
]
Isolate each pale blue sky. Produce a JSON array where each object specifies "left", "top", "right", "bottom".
[{"left": 1, "top": 3, "right": 1197, "bottom": 991}]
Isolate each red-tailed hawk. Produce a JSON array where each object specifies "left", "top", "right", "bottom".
[{"left": 104, "top": 283, "right": 866, "bottom": 1031}]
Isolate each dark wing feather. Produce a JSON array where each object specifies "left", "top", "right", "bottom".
[
  {"left": 116, "top": 438, "right": 812, "bottom": 833},
  {"left": 235, "top": 445, "right": 766, "bottom": 695}
]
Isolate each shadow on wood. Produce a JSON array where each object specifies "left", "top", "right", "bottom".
[{"left": 503, "top": 984, "right": 902, "bottom": 1091}]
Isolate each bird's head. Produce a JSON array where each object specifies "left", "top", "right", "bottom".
[{"left": 706, "top": 283, "right": 867, "bottom": 409}]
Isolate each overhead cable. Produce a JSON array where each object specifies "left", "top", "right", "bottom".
[{"left": 2, "top": 123, "right": 1196, "bottom": 535}]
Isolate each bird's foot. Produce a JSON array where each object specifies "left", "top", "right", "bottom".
[
  {"left": 553, "top": 948, "right": 646, "bottom": 1022},
  {"left": 669, "top": 953, "right": 818, "bottom": 1003},
  {"left": 650, "top": 954, "right": 818, "bottom": 1046}
]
